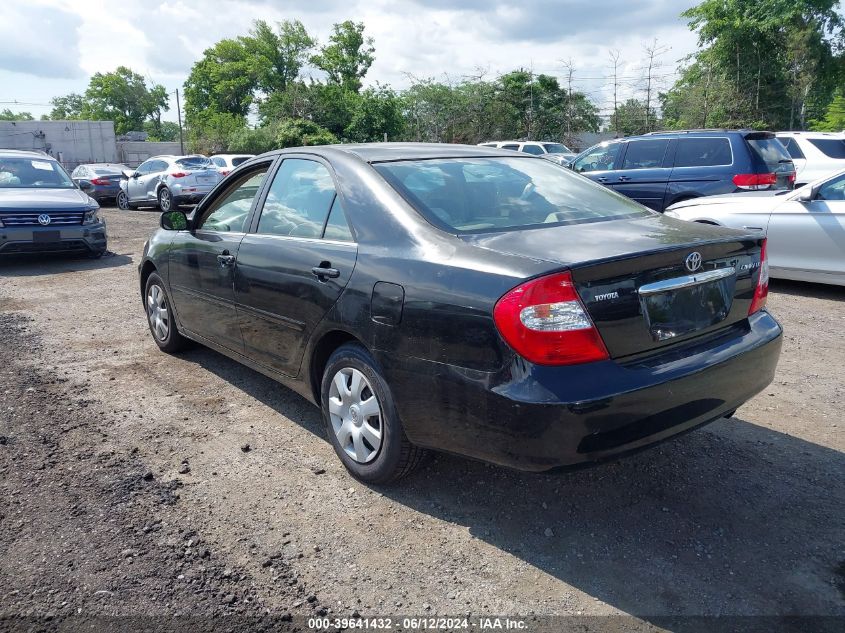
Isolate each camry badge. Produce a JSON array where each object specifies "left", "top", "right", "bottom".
[
  {"left": 685, "top": 251, "right": 702, "bottom": 272},
  {"left": 37, "top": 214, "right": 52, "bottom": 226}
]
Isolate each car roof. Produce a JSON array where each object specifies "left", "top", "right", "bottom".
[
  {"left": 0, "top": 149, "right": 55, "bottom": 159},
  {"left": 267, "top": 142, "right": 529, "bottom": 163},
  {"left": 775, "top": 131, "right": 843, "bottom": 138}
]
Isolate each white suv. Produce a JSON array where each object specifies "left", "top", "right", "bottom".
[
  {"left": 775, "top": 131, "right": 845, "bottom": 187},
  {"left": 478, "top": 140, "right": 576, "bottom": 165}
]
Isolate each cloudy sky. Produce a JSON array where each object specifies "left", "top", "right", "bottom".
[{"left": 1, "top": 0, "right": 700, "bottom": 122}]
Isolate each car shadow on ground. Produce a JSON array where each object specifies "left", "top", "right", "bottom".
[
  {"left": 770, "top": 278, "right": 845, "bottom": 301},
  {"left": 182, "top": 345, "right": 844, "bottom": 628},
  {"left": 0, "top": 252, "right": 133, "bottom": 277}
]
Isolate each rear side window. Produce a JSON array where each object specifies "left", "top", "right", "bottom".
[
  {"left": 621, "top": 139, "right": 670, "bottom": 169},
  {"left": 521, "top": 144, "right": 545, "bottom": 155},
  {"left": 501, "top": 144, "right": 519, "bottom": 151},
  {"left": 778, "top": 137, "right": 805, "bottom": 160},
  {"left": 375, "top": 156, "right": 649, "bottom": 233},
  {"left": 808, "top": 138, "right": 845, "bottom": 159},
  {"left": 674, "top": 138, "right": 732, "bottom": 167},
  {"left": 747, "top": 138, "right": 791, "bottom": 163}
]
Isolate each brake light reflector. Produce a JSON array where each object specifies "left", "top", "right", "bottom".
[
  {"left": 170, "top": 172, "right": 188, "bottom": 178},
  {"left": 733, "top": 172, "right": 777, "bottom": 190},
  {"left": 748, "top": 239, "right": 769, "bottom": 315},
  {"left": 89, "top": 177, "right": 112, "bottom": 185},
  {"left": 493, "top": 272, "right": 609, "bottom": 365}
]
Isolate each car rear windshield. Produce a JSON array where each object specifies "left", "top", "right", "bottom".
[
  {"left": 232, "top": 157, "right": 251, "bottom": 167},
  {"left": 375, "top": 157, "right": 650, "bottom": 233},
  {"left": 747, "top": 137, "right": 791, "bottom": 164},
  {"left": 93, "top": 167, "right": 124, "bottom": 175},
  {"left": 808, "top": 138, "right": 845, "bottom": 159},
  {"left": 0, "top": 157, "right": 74, "bottom": 188},
  {"left": 176, "top": 156, "right": 212, "bottom": 169},
  {"left": 542, "top": 143, "right": 572, "bottom": 154}
]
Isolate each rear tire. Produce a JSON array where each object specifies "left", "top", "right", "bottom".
[
  {"left": 144, "top": 272, "right": 187, "bottom": 353},
  {"left": 321, "top": 343, "right": 425, "bottom": 484},
  {"left": 158, "top": 187, "right": 173, "bottom": 212}
]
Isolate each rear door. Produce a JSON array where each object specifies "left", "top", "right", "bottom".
[
  {"left": 766, "top": 173, "right": 845, "bottom": 280},
  {"left": 611, "top": 138, "right": 672, "bottom": 210},
  {"left": 234, "top": 156, "right": 358, "bottom": 377},
  {"left": 167, "top": 161, "right": 273, "bottom": 351}
]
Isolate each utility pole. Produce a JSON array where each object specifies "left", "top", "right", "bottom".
[
  {"left": 609, "top": 50, "right": 621, "bottom": 137},
  {"left": 175, "top": 89, "right": 184, "bottom": 154}
]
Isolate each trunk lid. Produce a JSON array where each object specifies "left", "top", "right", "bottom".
[
  {"left": 465, "top": 214, "right": 764, "bottom": 358},
  {"left": 745, "top": 131, "right": 795, "bottom": 190}
]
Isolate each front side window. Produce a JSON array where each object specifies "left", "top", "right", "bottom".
[
  {"left": 0, "top": 157, "right": 75, "bottom": 188},
  {"left": 135, "top": 161, "right": 153, "bottom": 175},
  {"left": 622, "top": 139, "right": 670, "bottom": 170},
  {"left": 573, "top": 142, "right": 622, "bottom": 172},
  {"left": 816, "top": 173, "right": 845, "bottom": 201},
  {"left": 808, "top": 138, "right": 845, "bottom": 159},
  {"left": 520, "top": 144, "right": 545, "bottom": 155},
  {"left": 197, "top": 166, "right": 269, "bottom": 232},
  {"left": 674, "top": 138, "right": 732, "bottom": 167},
  {"left": 375, "top": 156, "right": 649, "bottom": 233},
  {"left": 256, "top": 159, "right": 338, "bottom": 238}
]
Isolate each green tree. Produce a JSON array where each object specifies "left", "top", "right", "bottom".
[
  {"left": 0, "top": 109, "right": 34, "bottom": 121},
  {"left": 274, "top": 119, "right": 337, "bottom": 147},
  {"left": 143, "top": 120, "right": 181, "bottom": 142},
  {"left": 345, "top": 85, "right": 405, "bottom": 142},
  {"left": 811, "top": 92, "right": 845, "bottom": 131},
  {"left": 226, "top": 126, "right": 278, "bottom": 154},
  {"left": 184, "top": 38, "right": 258, "bottom": 123},
  {"left": 47, "top": 93, "right": 85, "bottom": 120},
  {"left": 311, "top": 21, "right": 375, "bottom": 92},
  {"left": 244, "top": 19, "right": 315, "bottom": 94},
  {"left": 80, "top": 66, "right": 169, "bottom": 135},
  {"left": 614, "top": 98, "right": 660, "bottom": 136}
]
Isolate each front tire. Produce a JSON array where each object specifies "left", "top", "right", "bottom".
[
  {"left": 158, "top": 187, "right": 173, "bottom": 212},
  {"left": 117, "top": 191, "right": 130, "bottom": 210},
  {"left": 144, "top": 272, "right": 187, "bottom": 353},
  {"left": 321, "top": 343, "right": 425, "bottom": 484}
]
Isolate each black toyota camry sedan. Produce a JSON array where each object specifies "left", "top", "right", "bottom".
[{"left": 138, "top": 143, "right": 782, "bottom": 483}]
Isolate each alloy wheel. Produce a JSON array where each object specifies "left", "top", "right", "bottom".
[
  {"left": 159, "top": 189, "right": 172, "bottom": 212},
  {"left": 328, "top": 367, "right": 383, "bottom": 464},
  {"left": 146, "top": 284, "right": 170, "bottom": 341},
  {"left": 117, "top": 191, "right": 129, "bottom": 210}
]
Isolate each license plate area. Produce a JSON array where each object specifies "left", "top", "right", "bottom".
[
  {"left": 639, "top": 268, "right": 736, "bottom": 342},
  {"left": 33, "top": 231, "right": 61, "bottom": 243}
]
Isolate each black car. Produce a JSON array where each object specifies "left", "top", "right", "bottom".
[
  {"left": 571, "top": 130, "right": 796, "bottom": 212},
  {"left": 138, "top": 143, "right": 782, "bottom": 483},
  {"left": 70, "top": 163, "right": 130, "bottom": 204},
  {"left": 0, "top": 150, "right": 107, "bottom": 257}
]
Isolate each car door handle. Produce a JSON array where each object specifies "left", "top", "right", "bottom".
[
  {"left": 596, "top": 176, "right": 609, "bottom": 183},
  {"left": 617, "top": 176, "right": 631, "bottom": 182},
  {"left": 311, "top": 265, "right": 340, "bottom": 279},
  {"left": 217, "top": 252, "right": 236, "bottom": 267}
]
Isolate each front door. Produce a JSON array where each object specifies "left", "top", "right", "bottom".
[
  {"left": 127, "top": 160, "right": 152, "bottom": 202},
  {"left": 166, "top": 162, "right": 273, "bottom": 351},
  {"left": 234, "top": 157, "right": 358, "bottom": 376},
  {"left": 571, "top": 142, "right": 625, "bottom": 191},
  {"left": 767, "top": 174, "right": 845, "bottom": 280}
]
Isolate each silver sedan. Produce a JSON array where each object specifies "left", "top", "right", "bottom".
[{"left": 665, "top": 170, "right": 845, "bottom": 286}]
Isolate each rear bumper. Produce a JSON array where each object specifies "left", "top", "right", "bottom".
[
  {"left": 378, "top": 310, "right": 783, "bottom": 471},
  {"left": 171, "top": 182, "right": 215, "bottom": 205},
  {"left": 0, "top": 222, "right": 107, "bottom": 255}
]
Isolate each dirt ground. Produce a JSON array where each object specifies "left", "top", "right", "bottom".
[{"left": 0, "top": 207, "right": 843, "bottom": 631}]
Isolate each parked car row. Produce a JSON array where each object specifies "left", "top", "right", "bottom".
[{"left": 478, "top": 140, "right": 577, "bottom": 165}]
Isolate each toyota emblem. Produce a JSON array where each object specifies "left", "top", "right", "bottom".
[
  {"left": 685, "top": 251, "right": 703, "bottom": 272},
  {"left": 37, "top": 214, "right": 51, "bottom": 226}
]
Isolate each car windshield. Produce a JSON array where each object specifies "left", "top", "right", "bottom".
[
  {"left": 375, "top": 157, "right": 650, "bottom": 233},
  {"left": 0, "top": 157, "right": 75, "bottom": 188},
  {"left": 93, "top": 166, "right": 126, "bottom": 175},
  {"left": 543, "top": 143, "right": 572, "bottom": 154},
  {"left": 176, "top": 156, "right": 212, "bottom": 170}
]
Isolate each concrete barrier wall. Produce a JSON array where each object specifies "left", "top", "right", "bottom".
[
  {"left": 116, "top": 141, "right": 183, "bottom": 168},
  {"left": 0, "top": 120, "right": 118, "bottom": 169}
]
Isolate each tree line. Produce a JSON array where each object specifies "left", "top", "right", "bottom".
[{"left": 7, "top": 0, "right": 844, "bottom": 151}]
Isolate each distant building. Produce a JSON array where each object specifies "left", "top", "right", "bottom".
[{"left": 0, "top": 120, "right": 117, "bottom": 170}]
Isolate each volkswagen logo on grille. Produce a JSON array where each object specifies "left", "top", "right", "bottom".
[
  {"left": 37, "top": 214, "right": 52, "bottom": 226},
  {"left": 685, "top": 251, "right": 703, "bottom": 272}
]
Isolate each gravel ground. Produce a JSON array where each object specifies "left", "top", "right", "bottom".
[{"left": 0, "top": 207, "right": 843, "bottom": 630}]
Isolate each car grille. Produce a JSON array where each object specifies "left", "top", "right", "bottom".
[
  {"left": 0, "top": 211, "right": 84, "bottom": 226},
  {"left": 0, "top": 240, "right": 88, "bottom": 254}
]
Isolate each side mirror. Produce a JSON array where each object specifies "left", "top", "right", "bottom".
[
  {"left": 160, "top": 210, "right": 189, "bottom": 231},
  {"left": 795, "top": 186, "right": 816, "bottom": 203},
  {"left": 78, "top": 180, "right": 92, "bottom": 191}
]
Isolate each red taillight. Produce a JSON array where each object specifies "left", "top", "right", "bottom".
[
  {"left": 170, "top": 172, "right": 188, "bottom": 178},
  {"left": 748, "top": 239, "right": 769, "bottom": 315},
  {"left": 733, "top": 172, "right": 777, "bottom": 190},
  {"left": 493, "top": 271, "right": 609, "bottom": 366},
  {"left": 89, "top": 177, "right": 111, "bottom": 185},
  {"left": 220, "top": 170, "right": 230, "bottom": 176}
]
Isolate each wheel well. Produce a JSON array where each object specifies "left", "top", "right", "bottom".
[
  {"left": 139, "top": 261, "right": 157, "bottom": 296},
  {"left": 309, "top": 330, "right": 363, "bottom": 403}
]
